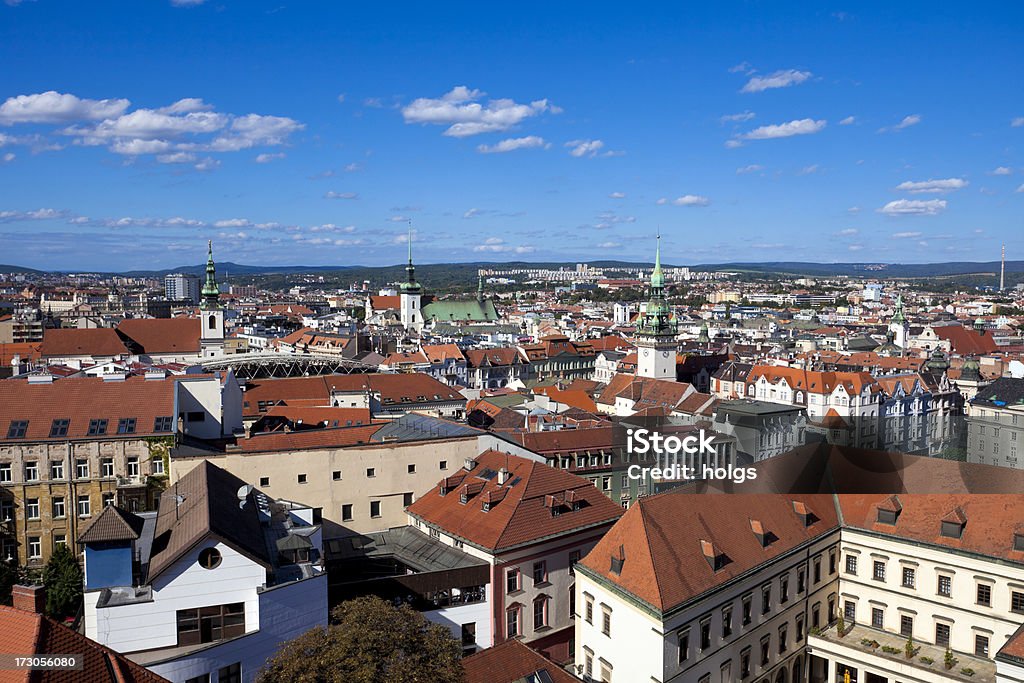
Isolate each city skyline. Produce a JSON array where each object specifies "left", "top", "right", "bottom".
[{"left": 1, "top": 2, "right": 1023, "bottom": 270}]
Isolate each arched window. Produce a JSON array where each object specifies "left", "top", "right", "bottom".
[{"left": 208, "top": 314, "right": 217, "bottom": 329}]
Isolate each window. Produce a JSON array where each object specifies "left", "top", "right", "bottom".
[
  {"left": 50, "top": 461, "right": 64, "bottom": 480},
  {"left": 976, "top": 583, "right": 992, "bottom": 606},
  {"left": 798, "top": 568, "right": 806, "bottom": 593},
  {"left": 902, "top": 566, "right": 916, "bottom": 588},
  {"left": 533, "top": 561, "right": 547, "bottom": 585},
  {"left": 439, "top": 460, "right": 447, "bottom": 470},
  {"left": 796, "top": 614, "right": 805, "bottom": 642},
  {"left": 259, "top": 476, "right": 270, "bottom": 487},
  {"left": 700, "top": 617, "right": 712, "bottom": 650},
  {"left": 723, "top": 605, "right": 733, "bottom": 638},
  {"left": 49, "top": 419, "right": 70, "bottom": 438},
  {"left": 77, "top": 495, "right": 91, "bottom": 517},
  {"left": 584, "top": 649, "right": 594, "bottom": 678},
  {"left": 938, "top": 575, "right": 952, "bottom": 597},
  {"left": 506, "top": 606, "right": 520, "bottom": 637},
  {"left": 778, "top": 624, "right": 788, "bottom": 654},
  {"left": 6, "top": 420, "right": 28, "bottom": 439},
  {"left": 76, "top": 459, "right": 90, "bottom": 479},
  {"left": 741, "top": 594, "right": 752, "bottom": 626},
  {"left": 341, "top": 504, "right": 353, "bottom": 521},
  {"left": 600, "top": 659, "right": 612, "bottom": 683},
  {"left": 533, "top": 597, "right": 548, "bottom": 629},
  {"left": 900, "top": 614, "right": 914, "bottom": 637},
  {"left": 935, "top": 623, "right": 950, "bottom": 647},
  {"left": 678, "top": 628, "right": 690, "bottom": 663},
  {"left": 569, "top": 549, "right": 581, "bottom": 575},
  {"left": 761, "top": 585, "right": 771, "bottom": 615},
  {"left": 0, "top": 464, "right": 9, "bottom": 482},
  {"left": 26, "top": 498, "right": 39, "bottom": 519},
  {"left": 28, "top": 537, "right": 41, "bottom": 559},
  {"left": 829, "top": 550, "right": 836, "bottom": 575},
  {"left": 601, "top": 605, "right": 611, "bottom": 637},
  {"left": 461, "top": 622, "right": 476, "bottom": 649},
  {"left": 369, "top": 500, "right": 381, "bottom": 518},
  {"left": 366, "top": 467, "right": 375, "bottom": 478},
  {"left": 740, "top": 648, "right": 751, "bottom": 679},
  {"left": 844, "top": 601, "right": 856, "bottom": 622},
  {"left": 176, "top": 604, "right": 245, "bottom": 647},
  {"left": 127, "top": 457, "right": 139, "bottom": 477},
  {"left": 117, "top": 418, "right": 137, "bottom": 434},
  {"left": 98, "top": 458, "right": 114, "bottom": 478},
  {"left": 297, "top": 473, "right": 307, "bottom": 484},
  {"left": 507, "top": 567, "right": 521, "bottom": 594},
  {"left": 407, "top": 463, "right": 416, "bottom": 474},
  {"left": 153, "top": 415, "right": 174, "bottom": 433},
  {"left": 1011, "top": 591, "right": 1024, "bottom": 614},
  {"left": 102, "top": 492, "right": 114, "bottom": 507},
  {"left": 976, "top": 634, "right": 989, "bottom": 657},
  {"left": 184, "top": 676, "right": 210, "bottom": 683},
  {"left": 872, "top": 560, "right": 886, "bottom": 581},
  {"left": 186, "top": 412, "right": 206, "bottom": 423},
  {"left": 87, "top": 419, "right": 108, "bottom": 435},
  {"left": 24, "top": 461, "right": 38, "bottom": 481},
  {"left": 813, "top": 557, "right": 821, "bottom": 583},
  {"left": 403, "top": 492, "right": 413, "bottom": 506},
  {"left": 53, "top": 534, "right": 66, "bottom": 549},
  {"left": 845, "top": 555, "right": 858, "bottom": 575},
  {"left": 780, "top": 576, "right": 789, "bottom": 603},
  {"left": 760, "top": 635, "right": 770, "bottom": 666},
  {"left": 218, "top": 662, "right": 242, "bottom": 683},
  {"left": 871, "top": 608, "right": 883, "bottom": 629},
  {"left": 52, "top": 497, "right": 65, "bottom": 519},
  {"left": 332, "top": 470, "right": 341, "bottom": 480},
  {"left": 812, "top": 603, "right": 821, "bottom": 629}
]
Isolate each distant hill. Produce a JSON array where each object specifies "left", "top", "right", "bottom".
[
  {"left": 0, "top": 264, "right": 42, "bottom": 274},
  {"left": 689, "top": 261, "right": 1024, "bottom": 278}
]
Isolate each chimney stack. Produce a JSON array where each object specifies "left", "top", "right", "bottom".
[
  {"left": 497, "top": 467, "right": 510, "bottom": 485},
  {"left": 12, "top": 584, "right": 46, "bottom": 614}
]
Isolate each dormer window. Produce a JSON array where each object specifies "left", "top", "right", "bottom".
[
  {"left": 876, "top": 495, "right": 902, "bottom": 525},
  {"left": 1014, "top": 532, "right": 1024, "bottom": 552},
  {"left": 940, "top": 506, "right": 967, "bottom": 539}
]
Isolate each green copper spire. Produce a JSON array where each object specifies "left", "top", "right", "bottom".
[
  {"left": 200, "top": 240, "right": 220, "bottom": 310},
  {"left": 636, "top": 232, "right": 674, "bottom": 338},
  {"left": 400, "top": 224, "right": 422, "bottom": 294},
  {"left": 651, "top": 231, "right": 664, "bottom": 290},
  {"left": 891, "top": 293, "right": 905, "bottom": 325},
  {"left": 477, "top": 274, "right": 484, "bottom": 302}
]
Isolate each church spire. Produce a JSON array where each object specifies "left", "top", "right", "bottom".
[
  {"left": 200, "top": 240, "right": 220, "bottom": 310},
  {"left": 636, "top": 232, "right": 673, "bottom": 338},
  {"left": 891, "top": 293, "right": 905, "bottom": 325},
  {"left": 651, "top": 231, "right": 664, "bottom": 291},
  {"left": 400, "top": 223, "right": 422, "bottom": 294},
  {"left": 477, "top": 274, "right": 484, "bottom": 303}
]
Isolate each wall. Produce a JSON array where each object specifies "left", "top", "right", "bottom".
[{"left": 84, "top": 543, "right": 132, "bottom": 590}]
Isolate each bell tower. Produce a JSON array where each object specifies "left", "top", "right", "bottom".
[
  {"left": 200, "top": 241, "right": 225, "bottom": 358},
  {"left": 635, "top": 234, "right": 677, "bottom": 379},
  {"left": 399, "top": 226, "right": 423, "bottom": 333}
]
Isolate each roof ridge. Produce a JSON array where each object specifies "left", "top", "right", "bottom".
[{"left": 635, "top": 499, "right": 666, "bottom": 610}]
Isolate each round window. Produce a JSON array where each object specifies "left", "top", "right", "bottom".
[{"left": 198, "top": 547, "right": 222, "bottom": 569}]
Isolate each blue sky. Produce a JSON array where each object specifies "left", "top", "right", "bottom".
[{"left": 1, "top": 1, "right": 1022, "bottom": 271}]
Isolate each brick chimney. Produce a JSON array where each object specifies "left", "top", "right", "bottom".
[{"left": 12, "top": 584, "right": 46, "bottom": 614}]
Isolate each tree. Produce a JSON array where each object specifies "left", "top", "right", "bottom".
[
  {"left": 41, "top": 545, "right": 82, "bottom": 620},
  {"left": 0, "top": 560, "right": 18, "bottom": 606},
  {"left": 258, "top": 596, "right": 464, "bottom": 683}
]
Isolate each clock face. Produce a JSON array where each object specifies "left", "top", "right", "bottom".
[
  {"left": 662, "top": 351, "right": 670, "bottom": 358},
  {"left": 642, "top": 349, "right": 651, "bottom": 357}
]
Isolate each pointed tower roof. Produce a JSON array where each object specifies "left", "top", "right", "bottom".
[
  {"left": 400, "top": 224, "right": 422, "bottom": 294},
  {"left": 200, "top": 240, "right": 220, "bottom": 310},
  {"left": 891, "top": 293, "right": 905, "bottom": 325},
  {"left": 650, "top": 231, "right": 665, "bottom": 289}
]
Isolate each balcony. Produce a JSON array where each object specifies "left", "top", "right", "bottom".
[{"left": 116, "top": 475, "right": 147, "bottom": 489}]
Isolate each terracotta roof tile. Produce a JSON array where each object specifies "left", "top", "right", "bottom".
[
  {"left": 39, "top": 328, "right": 129, "bottom": 358},
  {"left": 78, "top": 505, "right": 146, "bottom": 544},
  {"left": 462, "top": 639, "right": 579, "bottom": 683},
  {"left": 116, "top": 318, "right": 201, "bottom": 355}
]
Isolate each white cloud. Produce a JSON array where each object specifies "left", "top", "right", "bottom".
[
  {"left": 473, "top": 237, "right": 535, "bottom": 254},
  {"left": 1, "top": 152, "right": 13, "bottom": 162},
  {"left": 797, "top": 164, "right": 820, "bottom": 175},
  {"left": 70, "top": 109, "right": 228, "bottom": 141},
  {"left": 670, "top": 195, "right": 711, "bottom": 207},
  {"left": 0, "top": 91, "right": 129, "bottom": 124},
  {"left": 110, "top": 138, "right": 173, "bottom": 155},
  {"left": 880, "top": 114, "right": 921, "bottom": 132},
  {"left": 1017, "top": 183, "right": 1024, "bottom": 193},
  {"left": 0, "top": 208, "right": 64, "bottom": 222},
  {"left": 255, "top": 152, "right": 285, "bottom": 163},
  {"left": 336, "top": 94, "right": 346, "bottom": 104},
  {"left": 308, "top": 224, "right": 356, "bottom": 233},
  {"left": 879, "top": 199, "right": 947, "bottom": 216},
  {"left": 476, "top": 135, "right": 548, "bottom": 154},
  {"left": 390, "top": 216, "right": 410, "bottom": 223},
  {"left": 736, "top": 164, "right": 763, "bottom": 174},
  {"left": 566, "top": 139, "right": 604, "bottom": 158},
  {"left": 848, "top": 244, "right": 864, "bottom": 251},
  {"left": 721, "top": 111, "right": 756, "bottom": 123},
  {"left": 740, "top": 118, "right": 827, "bottom": 141},
  {"left": 463, "top": 208, "right": 483, "bottom": 219},
  {"left": 847, "top": 206, "right": 861, "bottom": 214},
  {"left": 894, "top": 178, "right": 968, "bottom": 194},
  {"left": 892, "top": 231, "right": 923, "bottom": 238},
  {"left": 207, "top": 113, "right": 303, "bottom": 151},
  {"left": 656, "top": 198, "right": 668, "bottom": 205},
  {"left": 214, "top": 218, "right": 251, "bottom": 228},
  {"left": 728, "top": 61, "right": 753, "bottom": 74},
  {"left": 1011, "top": 117, "right": 1024, "bottom": 127},
  {"left": 156, "top": 151, "right": 196, "bottom": 164},
  {"left": 402, "top": 86, "right": 555, "bottom": 137},
  {"left": 608, "top": 191, "right": 626, "bottom": 199},
  {"left": 741, "top": 69, "right": 812, "bottom": 93},
  {"left": 835, "top": 228, "right": 859, "bottom": 236},
  {"left": 170, "top": 0, "right": 206, "bottom": 6},
  {"left": 325, "top": 191, "right": 359, "bottom": 200},
  {"left": 597, "top": 241, "right": 621, "bottom": 248},
  {"left": 839, "top": 116, "right": 856, "bottom": 125},
  {"left": 990, "top": 166, "right": 1012, "bottom": 176},
  {"left": 156, "top": 98, "right": 213, "bottom": 115},
  {"left": 194, "top": 157, "right": 220, "bottom": 171},
  {"left": 344, "top": 162, "right": 361, "bottom": 172}
]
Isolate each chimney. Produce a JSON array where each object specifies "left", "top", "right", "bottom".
[
  {"left": 497, "top": 467, "right": 510, "bottom": 485},
  {"left": 12, "top": 584, "right": 46, "bottom": 614}
]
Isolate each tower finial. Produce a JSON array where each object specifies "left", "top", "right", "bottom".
[{"left": 407, "top": 221, "right": 413, "bottom": 265}]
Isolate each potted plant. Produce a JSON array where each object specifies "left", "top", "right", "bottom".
[
  {"left": 945, "top": 648, "right": 957, "bottom": 670},
  {"left": 837, "top": 614, "right": 846, "bottom": 637},
  {"left": 905, "top": 636, "right": 917, "bottom": 659}
]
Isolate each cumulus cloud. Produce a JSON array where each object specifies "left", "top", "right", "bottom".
[
  {"left": 879, "top": 114, "right": 921, "bottom": 132},
  {"left": 1017, "top": 183, "right": 1024, "bottom": 193},
  {"left": 839, "top": 116, "right": 856, "bottom": 125},
  {"left": 878, "top": 199, "right": 947, "bottom": 216},
  {"left": 194, "top": 157, "right": 220, "bottom": 171},
  {"left": 736, "top": 164, "right": 763, "bottom": 174},
  {"left": 608, "top": 191, "right": 626, "bottom": 198},
  {"left": 0, "top": 91, "right": 130, "bottom": 124},
  {"left": 1011, "top": 117, "right": 1024, "bottom": 127},
  {"left": 255, "top": 152, "right": 285, "bottom": 163},
  {"left": 835, "top": 228, "right": 859, "bottom": 236},
  {"left": 402, "top": 86, "right": 556, "bottom": 137},
  {"left": 894, "top": 178, "right": 968, "bottom": 194},
  {"left": 990, "top": 166, "right": 1012, "bottom": 176},
  {"left": 669, "top": 195, "right": 710, "bottom": 207},
  {"left": 476, "top": 135, "right": 548, "bottom": 153},
  {"left": 740, "top": 69, "right": 812, "bottom": 93},
  {"left": 739, "top": 118, "right": 827, "bottom": 141},
  {"left": 0, "top": 208, "right": 65, "bottom": 222},
  {"left": 156, "top": 151, "right": 196, "bottom": 164},
  {"left": 721, "top": 111, "right": 756, "bottom": 123},
  {"left": 565, "top": 139, "right": 605, "bottom": 158},
  {"left": 1, "top": 152, "right": 13, "bottom": 163},
  {"left": 325, "top": 191, "right": 359, "bottom": 200},
  {"left": 593, "top": 211, "right": 636, "bottom": 229}
]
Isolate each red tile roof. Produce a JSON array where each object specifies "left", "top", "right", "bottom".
[
  {"left": 0, "top": 604, "right": 169, "bottom": 682},
  {"left": 421, "top": 343, "right": 466, "bottom": 364},
  {"left": 369, "top": 295, "right": 400, "bottom": 311},
  {"left": 39, "top": 328, "right": 129, "bottom": 358},
  {"left": 116, "top": 318, "right": 201, "bottom": 355},
  {"left": 0, "top": 342, "right": 41, "bottom": 365},
  {"left": 407, "top": 450, "right": 623, "bottom": 552},
  {"left": 231, "top": 423, "right": 384, "bottom": 452},
  {"left": 932, "top": 324, "right": 998, "bottom": 356},
  {"left": 514, "top": 426, "right": 614, "bottom": 455},
  {"left": 241, "top": 374, "right": 465, "bottom": 417},
  {"left": 747, "top": 365, "right": 880, "bottom": 394},
  {"left": 0, "top": 375, "right": 176, "bottom": 443},
  {"left": 465, "top": 347, "right": 523, "bottom": 367},
  {"left": 462, "top": 639, "right": 579, "bottom": 683}
]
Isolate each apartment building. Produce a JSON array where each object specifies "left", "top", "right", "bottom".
[
  {"left": 406, "top": 450, "right": 624, "bottom": 664},
  {"left": 0, "top": 372, "right": 239, "bottom": 566},
  {"left": 967, "top": 377, "right": 1024, "bottom": 469}
]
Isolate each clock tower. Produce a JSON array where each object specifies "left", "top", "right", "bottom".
[
  {"left": 399, "top": 226, "right": 423, "bottom": 333},
  {"left": 199, "top": 240, "right": 225, "bottom": 358},
  {"left": 635, "top": 234, "right": 677, "bottom": 379}
]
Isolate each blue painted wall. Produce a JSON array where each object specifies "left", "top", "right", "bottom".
[{"left": 84, "top": 542, "right": 132, "bottom": 589}]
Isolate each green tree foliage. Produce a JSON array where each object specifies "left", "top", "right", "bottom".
[
  {"left": 258, "top": 596, "right": 464, "bottom": 683},
  {"left": 0, "top": 560, "right": 19, "bottom": 605},
  {"left": 41, "top": 545, "right": 82, "bottom": 620}
]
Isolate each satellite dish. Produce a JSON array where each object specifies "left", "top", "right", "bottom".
[
  {"left": 1010, "top": 360, "right": 1024, "bottom": 379},
  {"left": 237, "top": 484, "right": 253, "bottom": 500}
]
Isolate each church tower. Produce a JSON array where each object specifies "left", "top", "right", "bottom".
[
  {"left": 888, "top": 293, "right": 909, "bottom": 349},
  {"left": 200, "top": 241, "right": 225, "bottom": 358},
  {"left": 635, "top": 234, "right": 677, "bottom": 379},
  {"left": 399, "top": 227, "right": 423, "bottom": 333}
]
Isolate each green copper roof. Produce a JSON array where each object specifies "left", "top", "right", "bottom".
[
  {"left": 636, "top": 233, "right": 674, "bottom": 338},
  {"left": 891, "top": 293, "right": 905, "bottom": 325},
  {"left": 650, "top": 233, "right": 664, "bottom": 289},
  {"left": 200, "top": 240, "right": 220, "bottom": 310},
  {"left": 401, "top": 225, "right": 422, "bottom": 294},
  {"left": 422, "top": 299, "right": 498, "bottom": 323}
]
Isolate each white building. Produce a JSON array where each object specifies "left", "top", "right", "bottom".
[
  {"left": 80, "top": 461, "right": 327, "bottom": 683},
  {"left": 165, "top": 273, "right": 201, "bottom": 305}
]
